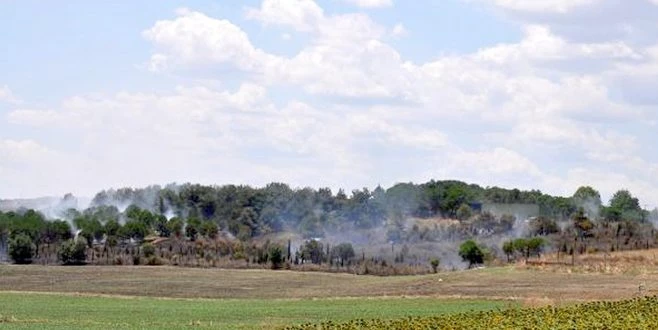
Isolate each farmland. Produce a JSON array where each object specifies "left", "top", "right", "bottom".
[
  {"left": 2, "top": 262, "right": 658, "bottom": 328},
  {"left": 0, "top": 292, "right": 502, "bottom": 329}
]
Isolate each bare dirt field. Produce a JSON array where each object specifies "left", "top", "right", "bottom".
[{"left": 1, "top": 263, "right": 657, "bottom": 303}]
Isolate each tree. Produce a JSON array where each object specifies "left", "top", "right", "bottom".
[
  {"left": 268, "top": 244, "right": 284, "bottom": 270},
  {"left": 166, "top": 217, "right": 184, "bottom": 238},
  {"left": 104, "top": 219, "right": 121, "bottom": 238},
  {"left": 200, "top": 221, "right": 218, "bottom": 239},
  {"left": 527, "top": 237, "right": 545, "bottom": 258},
  {"left": 185, "top": 218, "right": 200, "bottom": 241},
  {"left": 8, "top": 233, "right": 35, "bottom": 264},
  {"left": 331, "top": 243, "right": 355, "bottom": 267},
  {"left": 58, "top": 239, "right": 87, "bottom": 265},
  {"left": 121, "top": 220, "right": 148, "bottom": 241},
  {"left": 572, "top": 186, "right": 602, "bottom": 218},
  {"left": 607, "top": 190, "right": 645, "bottom": 222},
  {"left": 430, "top": 258, "right": 440, "bottom": 273},
  {"left": 512, "top": 238, "right": 528, "bottom": 259},
  {"left": 456, "top": 204, "right": 473, "bottom": 221},
  {"left": 458, "top": 240, "right": 484, "bottom": 268},
  {"left": 502, "top": 240, "right": 515, "bottom": 262},
  {"left": 155, "top": 215, "right": 170, "bottom": 237},
  {"left": 300, "top": 239, "right": 324, "bottom": 264}
]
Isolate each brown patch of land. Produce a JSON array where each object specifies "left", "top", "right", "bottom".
[{"left": 1, "top": 264, "right": 657, "bottom": 303}]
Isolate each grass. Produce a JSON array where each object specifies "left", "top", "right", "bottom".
[
  {"left": 1, "top": 264, "right": 657, "bottom": 328},
  {"left": 0, "top": 292, "right": 504, "bottom": 329}
]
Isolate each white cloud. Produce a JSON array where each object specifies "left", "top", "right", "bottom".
[
  {"left": 245, "top": 0, "right": 324, "bottom": 32},
  {"left": 486, "top": 0, "right": 600, "bottom": 13},
  {"left": 391, "top": 23, "right": 407, "bottom": 38},
  {"left": 143, "top": 9, "right": 280, "bottom": 73},
  {"left": 4, "top": 0, "right": 658, "bottom": 208},
  {"left": 0, "top": 85, "right": 20, "bottom": 104},
  {"left": 342, "top": 0, "right": 393, "bottom": 8}
]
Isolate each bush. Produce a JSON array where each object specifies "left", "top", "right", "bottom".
[
  {"left": 269, "top": 244, "right": 284, "bottom": 270},
  {"left": 146, "top": 256, "right": 164, "bottom": 266},
  {"left": 142, "top": 243, "right": 156, "bottom": 258},
  {"left": 58, "top": 239, "right": 87, "bottom": 265},
  {"left": 8, "top": 233, "right": 35, "bottom": 264},
  {"left": 430, "top": 258, "right": 440, "bottom": 273},
  {"left": 458, "top": 240, "right": 484, "bottom": 268}
]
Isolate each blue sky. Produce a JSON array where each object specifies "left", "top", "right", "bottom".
[{"left": 1, "top": 0, "right": 658, "bottom": 208}]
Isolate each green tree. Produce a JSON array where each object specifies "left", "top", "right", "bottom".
[
  {"left": 502, "top": 240, "right": 515, "bottom": 262},
  {"left": 430, "top": 258, "right": 440, "bottom": 273},
  {"left": 155, "top": 215, "right": 170, "bottom": 237},
  {"left": 120, "top": 220, "right": 148, "bottom": 241},
  {"left": 268, "top": 244, "right": 284, "bottom": 270},
  {"left": 458, "top": 240, "right": 484, "bottom": 268},
  {"left": 200, "top": 221, "right": 218, "bottom": 239},
  {"left": 58, "top": 239, "right": 87, "bottom": 265},
  {"left": 8, "top": 233, "right": 35, "bottom": 264},
  {"left": 606, "top": 190, "right": 645, "bottom": 222},
  {"left": 527, "top": 237, "right": 545, "bottom": 258},
  {"left": 166, "top": 217, "right": 184, "bottom": 238},
  {"left": 513, "top": 238, "right": 529, "bottom": 261}
]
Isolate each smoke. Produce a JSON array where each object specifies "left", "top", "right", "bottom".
[
  {"left": 575, "top": 196, "right": 601, "bottom": 219},
  {"left": 649, "top": 208, "right": 658, "bottom": 228},
  {"left": 0, "top": 194, "right": 91, "bottom": 222}
]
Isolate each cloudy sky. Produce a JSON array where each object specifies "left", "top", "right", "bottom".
[{"left": 1, "top": 0, "right": 657, "bottom": 206}]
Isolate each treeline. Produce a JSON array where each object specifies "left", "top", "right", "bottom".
[
  {"left": 86, "top": 181, "right": 652, "bottom": 239},
  {"left": 1, "top": 180, "right": 656, "bottom": 272}
]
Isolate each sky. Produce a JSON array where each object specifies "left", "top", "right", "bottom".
[{"left": 1, "top": 0, "right": 658, "bottom": 207}]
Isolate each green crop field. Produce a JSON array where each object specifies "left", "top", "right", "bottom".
[{"left": 0, "top": 292, "right": 505, "bottom": 329}]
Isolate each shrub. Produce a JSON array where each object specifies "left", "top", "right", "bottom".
[
  {"left": 142, "top": 243, "right": 156, "bottom": 258},
  {"left": 58, "top": 239, "right": 87, "bottom": 265},
  {"left": 8, "top": 233, "right": 35, "bottom": 264},
  {"left": 146, "top": 256, "right": 164, "bottom": 266},
  {"left": 430, "top": 258, "right": 440, "bottom": 273},
  {"left": 269, "top": 244, "right": 284, "bottom": 270},
  {"left": 459, "top": 239, "right": 484, "bottom": 268}
]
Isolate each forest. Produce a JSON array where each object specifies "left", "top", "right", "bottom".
[{"left": 1, "top": 180, "right": 656, "bottom": 274}]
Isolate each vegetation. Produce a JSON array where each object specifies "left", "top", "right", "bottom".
[
  {"left": 458, "top": 240, "right": 485, "bottom": 267},
  {"left": 0, "top": 292, "right": 502, "bottom": 330},
  {"left": 8, "top": 233, "right": 35, "bottom": 264},
  {"left": 429, "top": 258, "right": 440, "bottom": 273},
  {"left": 286, "top": 296, "right": 658, "bottom": 330},
  {"left": 57, "top": 239, "right": 87, "bottom": 265},
  {"left": 1, "top": 180, "right": 657, "bottom": 274}
]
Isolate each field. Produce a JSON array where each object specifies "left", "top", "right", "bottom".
[
  {"left": 0, "top": 292, "right": 501, "bottom": 329},
  {"left": 2, "top": 255, "right": 658, "bottom": 329}
]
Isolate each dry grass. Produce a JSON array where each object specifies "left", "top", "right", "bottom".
[
  {"left": 529, "top": 247, "right": 658, "bottom": 275},
  {"left": 1, "top": 264, "right": 657, "bottom": 303}
]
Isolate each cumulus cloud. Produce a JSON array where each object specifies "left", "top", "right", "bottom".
[
  {"left": 4, "top": 0, "right": 658, "bottom": 208},
  {"left": 342, "top": 0, "right": 393, "bottom": 8},
  {"left": 484, "top": 0, "right": 600, "bottom": 13}
]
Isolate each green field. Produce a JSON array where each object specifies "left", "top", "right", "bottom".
[{"left": 0, "top": 292, "right": 505, "bottom": 329}]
